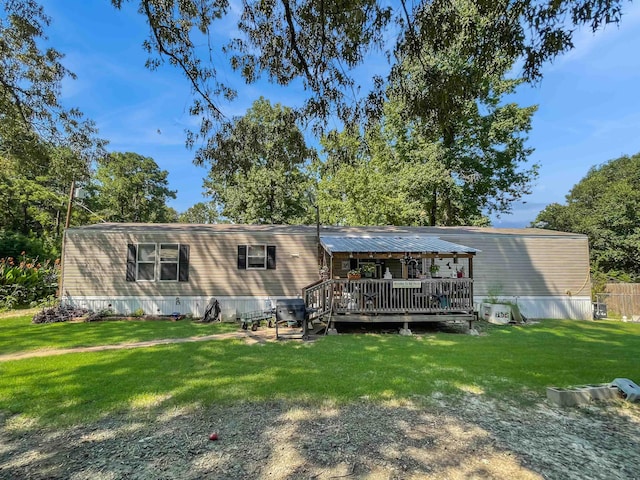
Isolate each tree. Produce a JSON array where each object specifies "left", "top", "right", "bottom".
[
  {"left": 386, "top": 0, "right": 539, "bottom": 225},
  {"left": 0, "top": 146, "right": 95, "bottom": 256},
  {"left": 0, "top": 0, "right": 104, "bottom": 169},
  {"left": 0, "top": 1, "right": 105, "bottom": 258},
  {"left": 533, "top": 153, "right": 640, "bottom": 281},
  {"left": 111, "top": 0, "right": 627, "bottom": 139},
  {"left": 178, "top": 202, "right": 220, "bottom": 224},
  {"left": 202, "top": 98, "right": 315, "bottom": 224},
  {"left": 317, "top": 2, "right": 539, "bottom": 228},
  {"left": 90, "top": 152, "right": 177, "bottom": 223}
]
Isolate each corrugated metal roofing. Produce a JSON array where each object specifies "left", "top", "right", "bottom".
[{"left": 319, "top": 235, "right": 479, "bottom": 254}]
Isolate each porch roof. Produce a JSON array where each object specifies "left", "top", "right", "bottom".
[{"left": 319, "top": 235, "right": 479, "bottom": 255}]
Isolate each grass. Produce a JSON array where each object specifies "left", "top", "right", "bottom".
[
  {"left": 1, "top": 319, "right": 639, "bottom": 427},
  {"left": 0, "top": 315, "right": 238, "bottom": 354}
]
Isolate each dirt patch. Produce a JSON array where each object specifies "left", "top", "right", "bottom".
[
  {"left": 1, "top": 397, "right": 638, "bottom": 479},
  {"left": 0, "top": 328, "right": 274, "bottom": 362}
]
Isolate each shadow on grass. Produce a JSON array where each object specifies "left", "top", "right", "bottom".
[
  {"left": 0, "top": 316, "right": 237, "bottom": 354},
  {"left": 2, "top": 319, "right": 640, "bottom": 427},
  {"left": 2, "top": 320, "right": 640, "bottom": 478},
  {"left": 1, "top": 396, "right": 639, "bottom": 479}
]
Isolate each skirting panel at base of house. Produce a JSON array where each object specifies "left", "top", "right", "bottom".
[
  {"left": 474, "top": 296, "right": 592, "bottom": 321},
  {"left": 61, "top": 295, "right": 289, "bottom": 320},
  {"left": 63, "top": 294, "right": 593, "bottom": 321}
]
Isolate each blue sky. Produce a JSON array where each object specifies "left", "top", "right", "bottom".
[{"left": 40, "top": 1, "right": 640, "bottom": 227}]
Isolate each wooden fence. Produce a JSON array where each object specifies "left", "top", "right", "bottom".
[{"left": 596, "top": 283, "right": 640, "bottom": 318}]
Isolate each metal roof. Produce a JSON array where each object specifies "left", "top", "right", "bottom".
[
  {"left": 67, "top": 223, "right": 584, "bottom": 239},
  {"left": 319, "top": 235, "right": 479, "bottom": 254}
]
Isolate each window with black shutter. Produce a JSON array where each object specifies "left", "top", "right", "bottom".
[
  {"left": 125, "top": 243, "right": 190, "bottom": 282},
  {"left": 238, "top": 244, "right": 276, "bottom": 270}
]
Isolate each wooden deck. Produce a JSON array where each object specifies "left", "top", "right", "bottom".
[{"left": 303, "top": 278, "right": 474, "bottom": 322}]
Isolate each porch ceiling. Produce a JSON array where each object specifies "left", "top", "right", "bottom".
[{"left": 319, "top": 235, "right": 479, "bottom": 255}]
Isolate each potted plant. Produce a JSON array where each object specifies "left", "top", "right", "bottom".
[
  {"left": 429, "top": 263, "right": 440, "bottom": 277},
  {"left": 360, "top": 263, "right": 376, "bottom": 278},
  {"left": 347, "top": 269, "right": 361, "bottom": 280}
]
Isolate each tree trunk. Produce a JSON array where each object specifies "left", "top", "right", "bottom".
[
  {"left": 442, "top": 126, "right": 456, "bottom": 226},
  {"left": 429, "top": 188, "right": 437, "bottom": 226}
]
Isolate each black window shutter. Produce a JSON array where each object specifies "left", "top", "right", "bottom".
[
  {"left": 237, "top": 245, "right": 247, "bottom": 269},
  {"left": 267, "top": 245, "right": 276, "bottom": 270},
  {"left": 126, "top": 244, "right": 137, "bottom": 281},
  {"left": 179, "top": 244, "right": 190, "bottom": 282},
  {"left": 350, "top": 258, "right": 358, "bottom": 270}
]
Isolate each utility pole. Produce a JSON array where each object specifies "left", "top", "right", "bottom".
[
  {"left": 64, "top": 180, "right": 75, "bottom": 229},
  {"left": 59, "top": 180, "right": 75, "bottom": 298}
]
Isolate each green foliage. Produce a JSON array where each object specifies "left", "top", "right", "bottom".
[
  {"left": 112, "top": 0, "right": 625, "bottom": 135},
  {"left": 89, "top": 152, "right": 177, "bottom": 223},
  {"left": 318, "top": 81, "right": 537, "bottom": 226},
  {"left": 0, "top": 1, "right": 105, "bottom": 169},
  {"left": 484, "top": 284, "right": 504, "bottom": 304},
  {"left": 0, "top": 1, "right": 103, "bottom": 257},
  {"left": 1, "top": 319, "right": 639, "bottom": 426},
  {"left": 202, "top": 98, "right": 316, "bottom": 224},
  {"left": 0, "top": 230, "right": 58, "bottom": 260},
  {"left": 178, "top": 202, "right": 220, "bottom": 224},
  {"left": 533, "top": 153, "right": 640, "bottom": 282},
  {"left": 0, "top": 253, "right": 59, "bottom": 310}
]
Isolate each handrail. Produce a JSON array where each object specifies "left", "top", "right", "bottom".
[
  {"left": 302, "top": 279, "right": 333, "bottom": 319},
  {"left": 303, "top": 278, "right": 474, "bottom": 318}
]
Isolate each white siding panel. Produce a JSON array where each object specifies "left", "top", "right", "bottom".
[
  {"left": 62, "top": 295, "right": 293, "bottom": 318},
  {"left": 474, "top": 296, "right": 592, "bottom": 320}
]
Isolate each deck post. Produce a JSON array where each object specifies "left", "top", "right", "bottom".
[{"left": 399, "top": 320, "right": 412, "bottom": 336}]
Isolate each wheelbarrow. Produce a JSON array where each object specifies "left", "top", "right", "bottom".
[{"left": 238, "top": 308, "right": 274, "bottom": 331}]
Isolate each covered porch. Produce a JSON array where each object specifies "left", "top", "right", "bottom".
[{"left": 303, "top": 235, "right": 480, "bottom": 328}]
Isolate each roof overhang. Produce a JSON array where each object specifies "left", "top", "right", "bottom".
[{"left": 319, "top": 235, "right": 479, "bottom": 255}]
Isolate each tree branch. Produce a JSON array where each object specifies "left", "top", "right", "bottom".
[
  {"left": 142, "top": 0, "right": 224, "bottom": 120},
  {"left": 281, "top": 0, "right": 316, "bottom": 88}
]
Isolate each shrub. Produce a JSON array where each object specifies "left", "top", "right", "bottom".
[
  {"left": 0, "top": 230, "right": 59, "bottom": 261},
  {"left": 32, "top": 305, "right": 91, "bottom": 324},
  {"left": 0, "top": 253, "right": 59, "bottom": 310}
]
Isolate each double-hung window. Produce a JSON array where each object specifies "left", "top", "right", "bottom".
[
  {"left": 247, "top": 245, "right": 267, "bottom": 269},
  {"left": 137, "top": 244, "right": 156, "bottom": 281},
  {"left": 237, "top": 245, "right": 276, "bottom": 270},
  {"left": 159, "top": 244, "right": 179, "bottom": 281},
  {"left": 126, "top": 243, "right": 190, "bottom": 282}
]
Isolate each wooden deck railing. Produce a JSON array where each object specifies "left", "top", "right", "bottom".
[{"left": 303, "top": 278, "right": 474, "bottom": 318}]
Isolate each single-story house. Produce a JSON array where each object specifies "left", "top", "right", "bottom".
[{"left": 60, "top": 224, "right": 592, "bottom": 322}]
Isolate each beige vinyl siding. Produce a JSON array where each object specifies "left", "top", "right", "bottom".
[
  {"left": 440, "top": 234, "right": 591, "bottom": 297},
  {"left": 63, "top": 224, "right": 591, "bottom": 302},
  {"left": 62, "top": 230, "right": 319, "bottom": 298}
]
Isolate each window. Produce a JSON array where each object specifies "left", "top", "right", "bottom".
[
  {"left": 237, "top": 245, "right": 276, "bottom": 270},
  {"left": 137, "top": 244, "right": 156, "bottom": 281},
  {"left": 247, "top": 245, "right": 266, "bottom": 269},
  {"left": 159, "top": 244, "right": 179, "bottom": 281},
  {"left": 126, "top": 243, "right": 190, "bottom": 282}
]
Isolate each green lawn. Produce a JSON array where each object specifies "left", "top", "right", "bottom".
[
  {"left": 1, "top": 319, "right": 639, "bottom": 427},
  {"left": 0, "top": 315, "right": 238, "bottom": 354}
]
